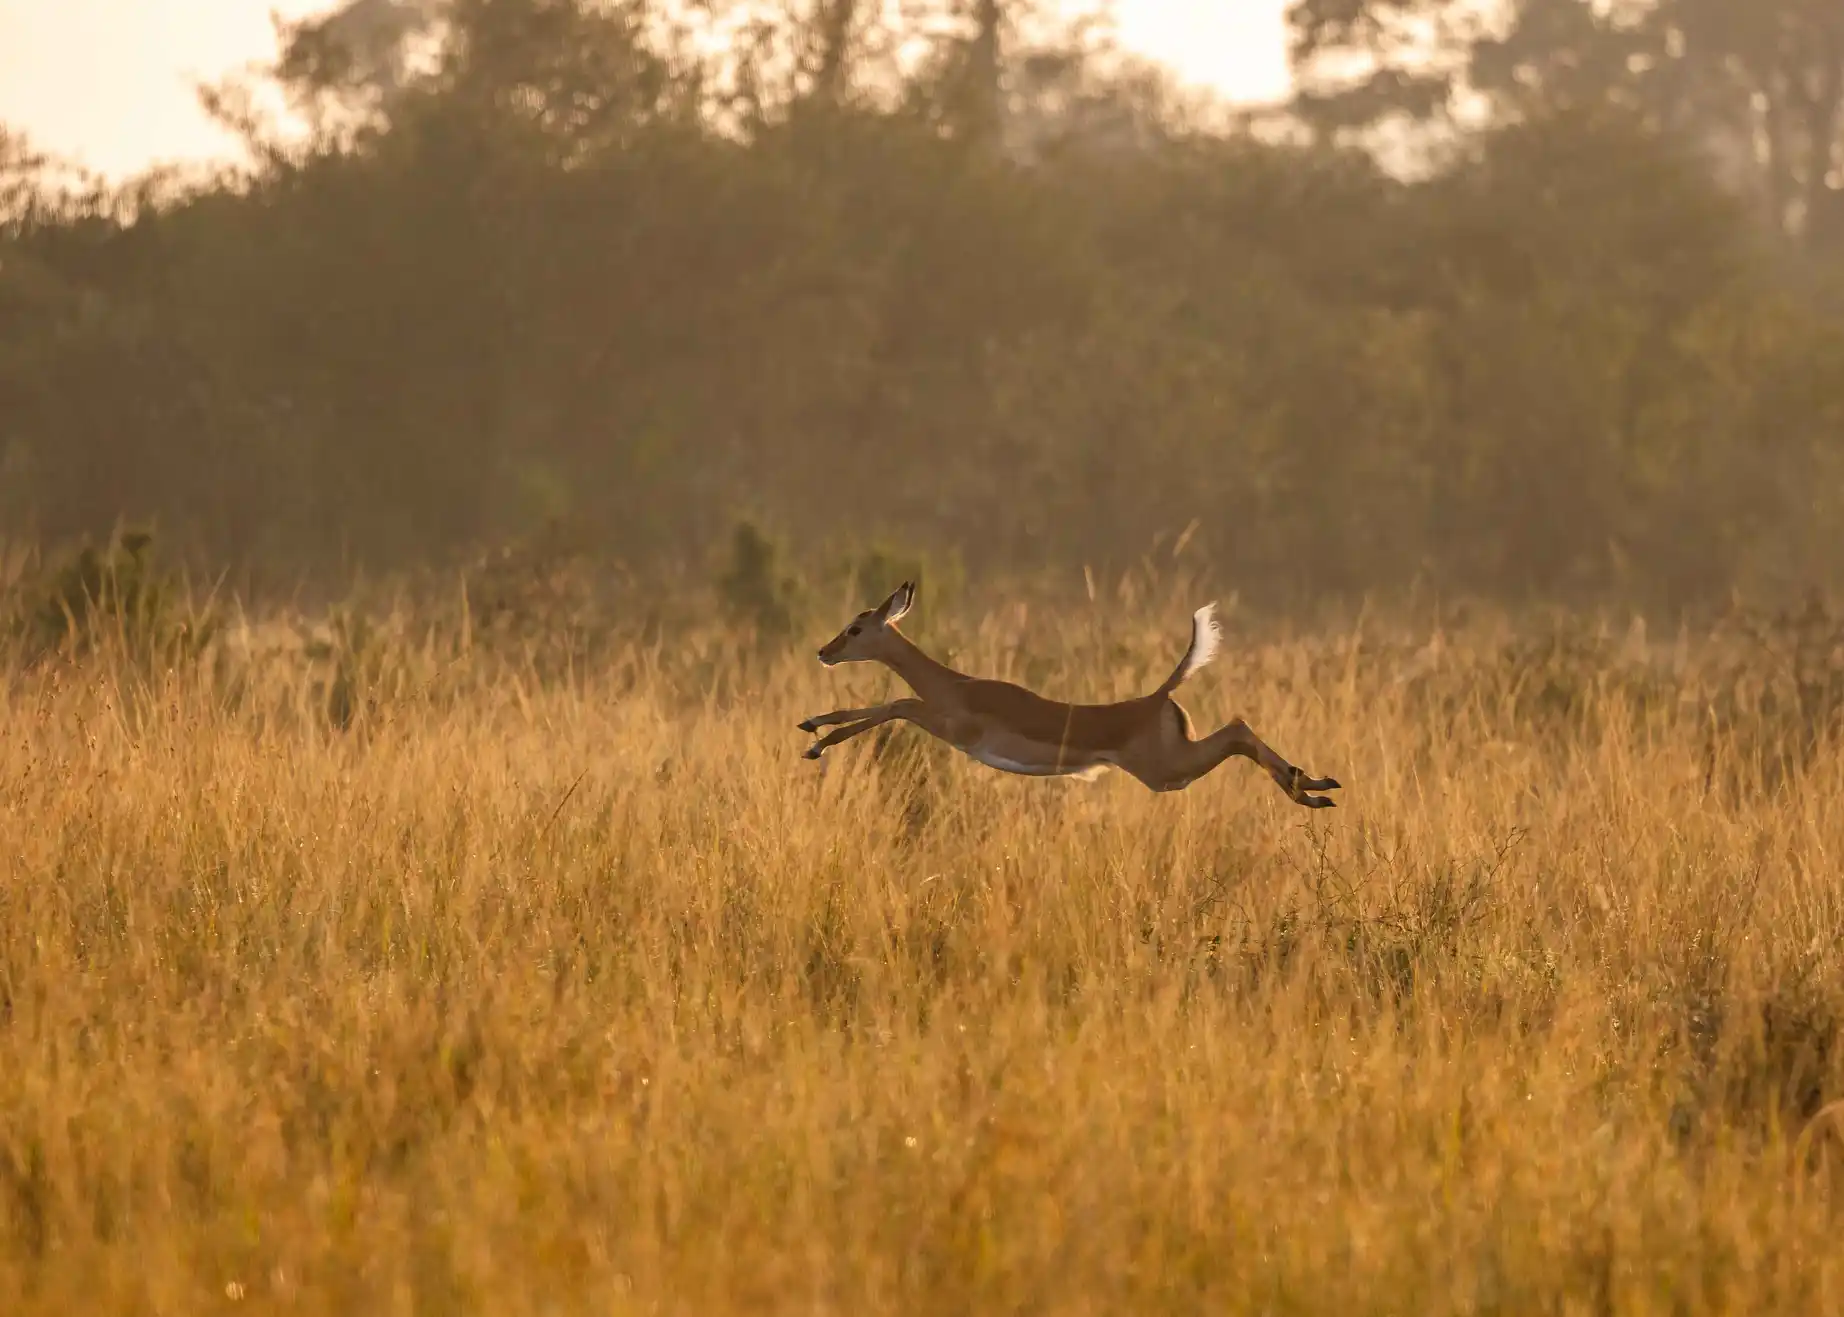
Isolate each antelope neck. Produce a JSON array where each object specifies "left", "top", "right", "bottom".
[{"left": 876, "top": 628, "right": 964, "bottom": 701}]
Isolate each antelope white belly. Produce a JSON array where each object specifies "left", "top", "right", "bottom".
[{"left": 960, "top": 742, "right": 1110, "bottom": 779}]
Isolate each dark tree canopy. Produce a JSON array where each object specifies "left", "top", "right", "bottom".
[
  {"left": 1, "top": 0, "right": 1842, "bottom": 610},
  {"left": 1288, "top": 0, "right": 1844, "bottom": 251}
]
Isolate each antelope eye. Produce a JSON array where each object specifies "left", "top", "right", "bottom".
[{"left": 847, "top": 625, "right": 862, "bottom": 636}]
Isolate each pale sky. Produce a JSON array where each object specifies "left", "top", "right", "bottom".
[{"left": 0, "top": 1, "right": 1293, "bottom": 180}]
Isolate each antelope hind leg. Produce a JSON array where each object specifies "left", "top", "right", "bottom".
[{"left": 1176, "top": 718, "right": 1342, "bottom": 807}]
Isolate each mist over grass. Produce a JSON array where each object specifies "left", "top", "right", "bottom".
[{"left": 6, "top": 1, "right": 1844, "bottom": 1298}]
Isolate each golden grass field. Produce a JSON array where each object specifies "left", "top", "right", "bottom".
[{"left": 3, "top": 572, "right": 1844, "bottom": 1314}]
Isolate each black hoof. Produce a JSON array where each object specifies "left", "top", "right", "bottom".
[
  {"left": 798, "top": 718, "right": 820, "bottom": 734},
  {"left": 803, "top": 745, "right": 823, "bottom": 760},
  {"left": 1301, "top": 795, "right": 1336, "bottom": 809}
]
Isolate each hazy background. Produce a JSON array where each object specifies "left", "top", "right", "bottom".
[
  {"left": 2, "top": 0, "right": 1843, "bottom": 610},
  {"left": 0, "top": 0, "right": 1291, "bottom": 179}
]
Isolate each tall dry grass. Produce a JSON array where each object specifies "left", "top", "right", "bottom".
[{"left": 2, "top": 581, "right": 1843, "bottom": 1314}]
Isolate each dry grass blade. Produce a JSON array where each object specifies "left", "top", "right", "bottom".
[{"left": 0, "top": 591, "right": 1841, "bottom": 1314}]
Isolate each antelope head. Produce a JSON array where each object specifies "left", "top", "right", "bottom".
[{"left": 816, "top": 581, "right": 916, "bottom": 666}]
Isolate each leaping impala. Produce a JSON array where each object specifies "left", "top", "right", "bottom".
[{"left": 798, "top": 582, "right": 1340, "bottom": 807}]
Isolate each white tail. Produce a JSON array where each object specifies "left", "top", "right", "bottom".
[{"left": 1157, "top": 603, "right": 1221, "bottom": 695}]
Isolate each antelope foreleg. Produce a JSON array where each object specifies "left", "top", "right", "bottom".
[
  {"left": 802, "top": 699, "right": 935, "bottom": 759},
  {"left": 797, "top": 705, "right": 895, "bottom": 734}
]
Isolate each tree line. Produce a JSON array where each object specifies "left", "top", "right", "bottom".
[{"left": 2, "top": 0, "right": 1842, "bottom": 609}]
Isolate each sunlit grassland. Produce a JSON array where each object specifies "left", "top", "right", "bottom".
[{"left": 2, "top": 582, "right": 1843, "bottom": 1314}]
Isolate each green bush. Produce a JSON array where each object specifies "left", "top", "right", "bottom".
[{"left": 6, "top": 527, "right": 213, "bottom": 664}]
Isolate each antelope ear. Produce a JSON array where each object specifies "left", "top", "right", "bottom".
[{"left": 876, "top": 580, "right": 917, "bottom": 625}]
